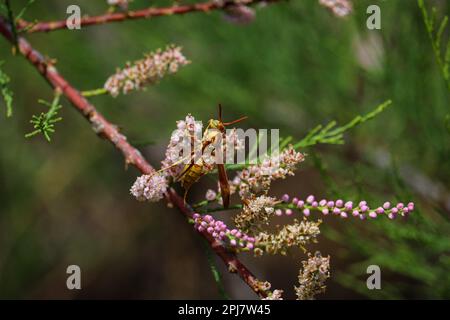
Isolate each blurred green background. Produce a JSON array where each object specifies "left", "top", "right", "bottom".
[{"left": 0, "top": 0, "right": 449, "bottom": 299}]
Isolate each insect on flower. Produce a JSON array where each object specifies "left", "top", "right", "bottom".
[{"left": 161, "top": 105, "right": 247, "bottom": 208}]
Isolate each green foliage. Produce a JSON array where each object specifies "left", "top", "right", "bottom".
[
  {"left": 225, "top": 100, "right": 391, "bottom": 171},
  {"left": 418, "top": 0, "right": 450, "bottom": 91},
  {"left": 0, "top": 60, "right": 13, "bottom": 117},
  {"left": 292, "top": 100, "right": 392, "bottom": 149},
  {"left": 14, "top": 0, "right": 35, "bottom": 22},
  {"left": 25, "top": 91, "right": 63, "bottom": 142}
]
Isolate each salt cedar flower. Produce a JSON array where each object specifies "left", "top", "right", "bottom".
[
  {"left": 130, "top": 172, "right": 168, "bottom": 202},
  {"left": 254, "top": 219, "right": 321, "bottom": 256},
  {"left": 280, "top": 195, "right": 414, "bottom": 220},
  {"left": 285, "top": 209, "right": 293, "bottom": 216},
  {"left": 161, "top": 114, "right": 203, "bottom": 177},
  {"left": 295, "top": 252, "right": 330, "bottom": 300},
  {"left": 107, "top": 0, "right": 130, "bottom": 10},
  {"left": 224, "top": 5, "right": 256, "bottom": 25},
  {"left": 233, "top": 145, "right": 305, "bottom": 198},
  {"left": 193, "top": 214, "right": 255, "bottom": 249},
  {"left": 104, "top": 45, "right": 189, "bottom": 97},
  {"left": 234, "top": 195, "right": 278, "bottom": 233},
  {"left": 282, "top": 194, "right": 290, "bottom": 202},
  {"left": 319, "top": 0, "right": 352, "bottom": 17},
  {"left": 205, "top": 189, "right": 217, "bottom": 201},
  {"left": 263, "top": 289, "right": 284, "bottom": 300}
]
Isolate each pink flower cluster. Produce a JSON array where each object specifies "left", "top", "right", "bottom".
[
  {"left": 319, "top": 0, "right": 352, "bottom": 17},
  {"left": 104, "top": 45, "right": 189, "bottom": 97},
  {"left": 193, "top": 213, "right": 256, "bottom": 250},
  {"left": 280, "top": 194, "right": 414, "bottom": 220}
]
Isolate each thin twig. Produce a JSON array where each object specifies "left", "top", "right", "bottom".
[
  {"left": 17, "top": 0, "right": 282, "bottom": 34},
  {"left": 0, "top": 17, "right": 268, "bottom": 299}
]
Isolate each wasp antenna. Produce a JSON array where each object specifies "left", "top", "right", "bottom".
[
  {"left": 218, "top": 104, "right": 223, "bottom": 122},
  {"left": 223, "top": 116, "right": 248, "bottom": 126}
]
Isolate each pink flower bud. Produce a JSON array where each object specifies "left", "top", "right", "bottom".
[
  {"left": 275, "top": 209, "right": 283, "bottom": 216},
  {"left": 344, "top": 201, "right": 353, "bottom": 210},
  {"left": 369, "top": 211, "right": 377, "bottom": 219},
  {"left": 335, "top": 199, "right": 344, "bottom": 207},
  {"left": 383, "top": 202, "right": 391, "bottom": 210},
  {"left": 281, "top": 194, "right": 290, "bottom": 202},
  {"left": 303, "top": 208, "right": 310, "bottom": 217},
  {"left": 322, "top": 208, "right": 329, "bottom": 215},
  {"left": 285, "top": 209, "right": 293, "bottom": 216},
  {"left": 306, "top": 195, "right": 315, "bottom": 204}
]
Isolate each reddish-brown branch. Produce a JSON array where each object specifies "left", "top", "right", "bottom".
[
  {"left": 18, "top": 0, "right": 282, "bottom": 33},
  {"left": 0, "top": 18, "right": 268, "bottom": 299}
]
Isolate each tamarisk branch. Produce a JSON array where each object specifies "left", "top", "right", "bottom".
[
  {"left": 0, "top": 17, "right": 269, "bottom": 299},
  {"left": 18, "top": 0, "right": 283, "bottom": 34}
]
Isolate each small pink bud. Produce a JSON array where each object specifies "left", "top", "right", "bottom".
[
  {"left": 230, "top": 229, "right": 238, "bottom": 235},
  {"left": 230, "top": 239, "right": 237, "bottom": 246},
  {"left": 359, "top": 214, "right": 366, "bottom": 220},
  {"left": 282, "top": 194, "right": 290, "bottom": 202},
  {"left": 292, "top": 197, "right": 299, "bottom": 205},
  {"left": 306, "top": 195, "right": 315, "bottom": 204},
  {"left": 352, "top": 210, "right": 360, "bottom": 217},
  {"left": 312, "top": 201, "right": 318, "bottom": 208},
  {"left": 319, "top": 199, "right": 327, "bottom": 206},
  {"left": 275, "top": 209, "right": 283, "bottom": 216},
  {"left": 391, "top": 207, "right": 398, "bottom": 214},
  {"left": 383, "top": 202, "right": 391, "bottom": 210},
  {"left": 376, "top": 207, "right": 384, "bottom": 214},
  {"left": 322, "top": 208, "right": 329, "bottom": 215},
  {"left": 359, "top": 201, "right": 367, "bottom": 207},
  {"left": 207, "top": 227, "right": 214, "bottom": 233},
  {"left": 246, "top": 242, "right": 254, "bottom": 250},
  {"left": 388, "top": 213, "right": 396, "bottom": 220},
  {"left": 193, "top": 213, "right": 200, "bottom": 219},
  {"left": 285, "top": 209, "right": 293, "bottom": 216},
  {"left": 344, "top": 201, "right": 353, "bottom": 210},
  {"left": 297, "top": 200, "right": 304, "bottom": 208},
  {"left": 340, "top": 212, "right": 348, "bottom": 218},
  {"left": 336, "top": 199, "right": 344, "bottom": 207},
  {"left": 369, "top": 211, "right": 377, "bottom": 219},
  {"left": 396, "top": 203, "right": 404, "bottom": 209},
  {"left": 303, "top": 208, "right": 310, "bottom": 217},
  {"left": 327, "top": 201, "right": 335, "bottom": 208},
  {"left": 360, "top": 205, "right": 368, "bottom": 213},
  {"left": 333, "top": 208, "right": 341, "bottom": 215}
]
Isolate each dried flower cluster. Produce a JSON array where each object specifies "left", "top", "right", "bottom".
[
  {"left": 104, "top": 45, "right": 189, "bottom": 97},
  {"left": 234, "top": 195, "right": 278, "bottom": 232},
  {"left": 319, "top": 0, "right": 352, "bottom": 17},
  {"left": 295, "top": 252, "right": 330, "bottom": 300},
  {"left": 254, "top": 219, "right": 321, "bottom": 256}
]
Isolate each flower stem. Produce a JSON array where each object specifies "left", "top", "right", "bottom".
[{"left": 81, "top": 88, "right": 108, "bottom": 97}]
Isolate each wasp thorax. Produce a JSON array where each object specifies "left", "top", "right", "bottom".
[{"left": 208, "top": 119, "right": 224, "bottom": 130}]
